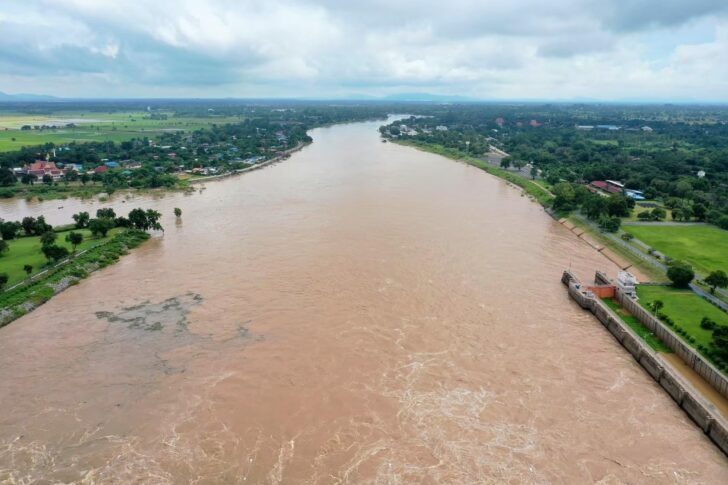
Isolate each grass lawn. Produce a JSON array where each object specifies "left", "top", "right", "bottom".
[
  {"left": 602, "top": 297, "right": 672, "bottom": 352},
  {"left": 626, "top": 201, "right": 666, "bottom": 222},
  {"left": 627, "top": 224, "right": 728, "bottom": 276},
  {"left": 0, "top": 228, "right": 121, "bottom": 286},
  {"left": 636, "top": 285, "right": 728, "bottom": 350}
]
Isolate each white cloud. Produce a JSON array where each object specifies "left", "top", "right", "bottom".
[{"left": 0, "top": 0, "right": 726, "bottom": 100}]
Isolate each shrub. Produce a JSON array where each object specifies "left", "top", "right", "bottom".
[{"left": 701, "top": 317, "right": 717, "bottom": 330}]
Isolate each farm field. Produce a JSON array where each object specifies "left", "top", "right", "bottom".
[
  {"left": 627, "top": 224, "right": 728, "bottom": 275},
  {"left": 0, "top": 110, "right": 241, "bottom": 151}
]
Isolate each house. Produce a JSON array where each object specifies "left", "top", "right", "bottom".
[
  {"left": 495, "top": 117, "right": 505, "bottom": 127},
  {"left": 596, "top": 124, "right": 620, "bottom": 130},
  {"left": 624, "top": 189, "right": 645, "bottom": 201},
  {"left": 94, "top": 165, "right": 109, "bottom": 174},
  {"left": 64, "top": 163, "right": 84, "bottom": 173},
  {"left": 641, "top": 126, "right": 653, "bottom": 132},
  {"left": 435, "top": 125, "right": 448, "bottom": 131},
  {"left": 606, "top": 180, "right": 624, "bottom": 193},
  {"left": 589, "top": 180, "right": 623, "bottom": 195},
  {"left": 529, "top": 119, "right": 542, "bottom": 128},
  {"left": 576, "top": 125, "right": 594, "bottom": 130},
  {"left": 25, "top": 160, "right": 64, "bottom": 181},
  {"left": 105, "top": 161, "right": 120, "bottom": 169}
]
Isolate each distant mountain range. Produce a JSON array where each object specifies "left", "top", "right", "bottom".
[
  {"left": 379, "top": 92, "right": 479, "bottom": 102},
  {"left": 0, "top": 91, "right": 60, "bottom": 101}
]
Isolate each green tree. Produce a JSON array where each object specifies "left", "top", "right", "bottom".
[
  {"left": 650, "top": 300, "right": 664, "bottom": 315},
  {"left": 0, "top": 221, "right": 20, "bottom": 240},
  {"left": 705, "top": 270, "right": 728, "bottom": 295},
  {"left": 42, "top": 174, "right": 53, "bottom": 185},
  {"left": 80, "top": 173, "right": 90, "bottom": 185},
  {"left": 621, "top": 232, "right": 634, "bottom": 242},
  {"left": 66, "top": 232, "right": 84, "bottom": 252},
  {"left": 0, "top": 239, "right": 8, "bottom": 256},
  {"left": 552, "top": 182, "right": 577, "bottom": 212},
  {"left": 21, "top": 217, "right": 36, "bottom": 236},
  {"left": 23, "top": 264, "right": 33, "bottom": 276},
  {"left": 606, "top": 196, "right": 630, "bottom": 217},
  {"left": 41, "top": 244, "right": 69, "bottom": 263},
  {"left": 0, "top": 273, "right": 8, "bottom": 291},
  {"left": 72, "top": 211, "right": 90, "bottom": 229},
  {"left": 88, "top": 218, "right": 115, "bottom": 237},
  {"left": 582, "top": 195, "right": 607, "bottom": 220},
  {"left": 667, "top": 261, "right": 695, "bottom": 288},
  {"left": 0, "top": 168, "right": 15, "bottom": 186},
  {"left": 35, "top": 216, "right": 52, "bottom": 235},
  {"left": 598, "top": 215, "right": 621, "bottom": 233},
  {"left": 96, "top": 208, "right": 116, "bottom": 219},
  {"left": 40, "top": 230, "right": 57, "bottom": 247},
  {"left": 651, "top": 207, "right": 667, "bottom": 220},
  {"left": 174, "top": 207, "right": 182, "bottom": 218},
  {"left": 692, "top": 203, "right": 707, "bottom": 222},
  {"left": 500, "top": 157, "right": 511, "bottom": 169}
]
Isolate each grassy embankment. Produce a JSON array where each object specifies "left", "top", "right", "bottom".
[
  {"left": 0, "top": 229, "right": 149, "bottom": 327},
  {"left": 637, "top": 285, "right": 728, "bottom": 372},
  {"left": 626, "top": 224, "right": 728, "bottom": 276},
  {"left": 0, "top": 178, "right": 193, "bottom": 202},
  {"left": 0, "top": 228, "right": 122, "bottom": 286},
  {"left": 602, "top": 297, "right": 672, "bottom": 352},
  {"left": 394, "top": 140, "right": 554, "bottom": 206},
  {"left": 0, "top": 111, "right": 240, "bottom": 152}
]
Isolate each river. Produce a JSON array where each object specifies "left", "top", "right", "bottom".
[{"left": 0, "top": 118, "right": 726, "bottom": 483}]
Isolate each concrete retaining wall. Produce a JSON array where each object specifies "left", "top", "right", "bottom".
[
  {"left": 616, "top": 289, "right": 728, "bottom": 400},
  {"left": 562, "top": 271, "right": 728, "bottom": 456}
]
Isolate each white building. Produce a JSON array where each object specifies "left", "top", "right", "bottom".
[{"left": 616, "top": 271, "right": 639, "bottom": 299}]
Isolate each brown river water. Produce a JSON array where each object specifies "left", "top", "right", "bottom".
[{"left": 0, "top": 118, "right": 726, "bottom": 483}]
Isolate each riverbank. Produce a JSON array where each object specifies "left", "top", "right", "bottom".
[
  {"left": 0, "top": 230, "right": 150, "bottom": 327},
  {"left": 188, "top": 141, "right": 309, "bottom": 185},
  {"left": 393, "top": 139, "right": 555, "bottom": 206}
]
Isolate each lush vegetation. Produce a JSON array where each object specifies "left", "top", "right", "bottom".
[
  {"left": 381, "top": 104, "right": 728, "bottom": 228},
  {"left": 637, "top": 285, "right": 728, "bottom": 371},
  {"left": 0, "top": 101, "right": 392, "bottom": 199}
]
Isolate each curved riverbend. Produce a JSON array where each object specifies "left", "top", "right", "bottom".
[{"left": 0, "top": 119, "right": 726, "bottom": 483}]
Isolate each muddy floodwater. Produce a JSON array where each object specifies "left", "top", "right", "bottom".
[{"left": 1, "top": 118, "right": 726, "bottom": 483}]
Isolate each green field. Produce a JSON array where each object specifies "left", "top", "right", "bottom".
[
  {"left": 602, "top": 297, "right": 672, "bottom": 352},
  {"left": 627, "top": 224, "right": 728, "bottom": 275},
  {"left": 0, "top": 228, "right": 121, "bottom": 286},
  {"left": 0, "top": 111, "right": 241, "bottom": 151},
  {"left": 637, "top": 285, "right": 728, "bottom": 349}
]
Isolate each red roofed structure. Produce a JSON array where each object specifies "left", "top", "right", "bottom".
[
  {"left": 94, "top": 165, "right": 109, "bottom": 174},
  {"left": 26, "top": 160, "right": 63, "bottom": 181}
]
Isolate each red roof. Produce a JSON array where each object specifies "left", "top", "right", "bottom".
[
  {"left": 589, "top": 181, "right": 622, "bottom": 194},
  {"left": 29, "top": 160, "right": 58, "bottom": 171},
  {"left": 94, "top": 165, "right": 109, "bottom": 174}
]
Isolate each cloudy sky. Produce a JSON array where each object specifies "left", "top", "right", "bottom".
[{"left": 1, "top": 0, "right": 727, "bottom": 100}]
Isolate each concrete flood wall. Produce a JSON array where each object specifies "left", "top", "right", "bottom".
[
  {"left": 615, "top": 289, "right": 728, "bottom": 400},
  {"left": 562, "top": 271, "right": 728, "bottom": 456}
]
